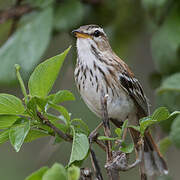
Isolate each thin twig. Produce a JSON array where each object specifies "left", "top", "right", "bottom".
[
  {"left": 0, "top": 0, "right": 34, "bottom": 37},
  {"left": 100, "top": 89, "right": 119, "bottom": 180},
  {"left": 94, "top": 139, "right": 106, "bottom": 152},
  {"left": 90, "top": 149, "right": 104, "bottom": 180},
  {"left": 88, "top": 122, "right": 106, "bottom": 152},
  {"left": 99, "top": 90, "right": 144, "bottom": 179},
  {"left": 88, "top": 123, "right": 104, "bottom": 179},
  {"left": 89, "top": 122, "right": 103, "bottom": 144},
  {"left": 37, "top": 111, "right": 104, "bottom": 180},
  {"left": 37, "top": 111, "right": 72, "bottom": 142},
  {"left": 0, "top": 4, "right": 33, "bottom": 24},
  {"left": 100, "top": 90, "right": 112, "bottom": 161},
  {"left": 9, "top": 0, "right": 31, "bottom": 36}
]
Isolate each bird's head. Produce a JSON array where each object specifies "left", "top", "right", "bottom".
[{"left": 72, "top": 24, "right": 111, "bottom": 52}]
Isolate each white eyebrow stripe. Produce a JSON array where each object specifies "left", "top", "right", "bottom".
[{"left": 86, "top": 28, "right": 105, "bottom": 36}]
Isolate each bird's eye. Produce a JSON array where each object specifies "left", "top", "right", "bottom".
[{"left": 93, "top": 30, "right": 100, "bottom": 37}]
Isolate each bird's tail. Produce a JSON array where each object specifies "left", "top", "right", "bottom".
[{"left": 129, "top": 128, "right": 168, "bottom": 178}]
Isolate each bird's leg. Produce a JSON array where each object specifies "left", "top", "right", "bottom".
[{"left": 100, "top": 90, "right": 112, "bottom": 161}]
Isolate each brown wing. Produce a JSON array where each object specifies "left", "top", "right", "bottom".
[
  {"left": 119, "top": 71, "right": 149, "bottom": 118},
  {"left": 108, "top": 54, "right": 149, "bottom": 118}
]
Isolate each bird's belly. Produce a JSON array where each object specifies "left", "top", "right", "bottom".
[{"left": 79, "top": 81, "right": 136, "bottom": 122}]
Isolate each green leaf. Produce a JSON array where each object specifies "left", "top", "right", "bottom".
[
  {"left": 0, "top": 130, "right": 9, "bottom": 145},
  {"left": 0, "top": 8, "right": 53, "bottom": 85},
  {"left": 0, "top": 20, "right": 12, "bottom": 44},
  {"left": 158, "top": 137, "right": 172, "bottom": 155},
  {"left": 47, "top": 113, "right": 69, "bottom": 134},
  {"left": 34, "top": 96, "right": 48, "bottom": 112},
  {"left": 0, "top": 94, "right": 25, "bottom": 115},
  {"left": 151, "top": 107, "right": 170, "bottom": 122},
  {"left": 26, "top": 97, "right": 37, "bottom": 117},
  {"left": 115, "top": 128, "right": 122, "bottom": 137},
  {"left": 25, "top": 129, "right": 49, "bottom": 143},
  {"left": 25, "top": 166, "right": 49, "bottom": 180},
  {"left": 46, "top": 113, "right": 62, "bottom": 122},
  {"left": 9, "top": 121, "right": 30, "bottom": 152},
  {"left": 98, "top": 136, "right": 117, "bottom": 141},
  {"left": 15, "top": 64, "right": 28, "bottom": 104},
  {"left": 158, "top": 73, "right": 180, "bottom": 94},
  {"left": 0, "top": 115, "right": 18, "bottom": 129},
  {"left": 28, "top": 0, "right": 54, "bottom": 8},
  {"left": 34, "top": 123, "right": 53, "bottom": 134},
  {"left": 27, "top": 96, "right": 48, "bottom": 116},
  {"left": 120, "top": 142, "right": 134, "bottom": 153},
  {"left": 140, "top": 116, "right": 154, "bottom": 136},
  {"left": 69, "top": 128, "right": 89, "bottom": 166},
  {"left": 128, "top": 125, "right": 140, "bottom": 132},
  {"left": 48, "top": 102, "right": 70, "bottom": 125},
  {"left": 151, "top": 7, "right": 180, "bottom": 74},
  {"left": 28, "top": 47, "right": 70, "bottom": 98},
  {"left": 140, "top": 107, "right": 170, "bottom": 135},
  {"left": 157, "top": 91, "right": 180, "bottom": 115},
  {"left": 49, "top": 121, "right": 68, "bottom": 134},
  {"left": 71, "top": 118, "right": 90, "bottom": 135},
  {"left": 170, "top": 115, "right": 180, "bottom": 148},
  {"left": 54, "top": 0, "right": 84, "bottom": 31},
  {"left": 153, "top": 107, "right": 177, "bottom": 133},
  {"left": 52, "top": 90, "right": 75, "bottom": 104},
  {"left": 68, "top": 166, "right": 80, "bottom": 180},
  {"left": 121, "top": 119, "right": 128, "bottom": 136},
  {"left": 170, "top": 111, "right": 180, "bottom": 116},
  {"left": 42, "top": 163, "right": 67, "bottom": 180},
  {"left": 54, "top": 134, "right": 63, "bottom": 144}
]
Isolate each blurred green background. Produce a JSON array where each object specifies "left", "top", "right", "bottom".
[{"left": 0, "top": 0, "right": 180, "bottom": 179}]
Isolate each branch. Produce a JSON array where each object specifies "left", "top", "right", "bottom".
[
  {"left": 89, "top": 122, "right": 106, "bottom": 152},
  {"left": 37, "top": 111, "right": 72, "bottom": 142},
  {"left": 0, "top": 4, "right": 33, "bottom": 24},
  {"left": 90, "top": 149, "right": 104, "bottom": 180},
  {"left": 100, "top": 90, "right": 119, "bottom": 180},
  {"left": 0, "top": 0, "right": 34, "bottom": 37},
  {"left": 37, "top": 111, "right": 104, "bottom": 180},
  {"left": 100, "top": 90, "right": 112, "bottom": 159},
  {"left": 105, "top": 148, "right": 142, "bottom": 172},
  {"left": 100, "top": 90, "right": 143, "bottom": 180}
]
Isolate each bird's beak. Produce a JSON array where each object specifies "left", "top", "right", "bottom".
[{"left": 72, "top": 29, "right": 91, "bottom": 39}]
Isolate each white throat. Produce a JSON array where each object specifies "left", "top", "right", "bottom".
[{"left": 76, "top": 38, "right": 97, "bottom": 66}]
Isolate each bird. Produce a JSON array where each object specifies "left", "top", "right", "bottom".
[{"left": 72, "top": 24, "right": 168, "bottom": 179}]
